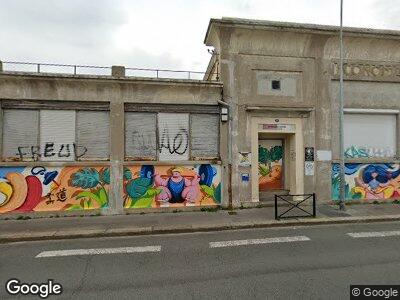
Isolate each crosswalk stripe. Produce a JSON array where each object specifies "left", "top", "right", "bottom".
[
  {"left": 209, "top": 236, "right": 310, "bottom": 248},
  {"left": 36, "top": 246, "right": 161, "bottom": 258},
  {"left": 347, "top": 231, "right": 400, "bottom": 238}
]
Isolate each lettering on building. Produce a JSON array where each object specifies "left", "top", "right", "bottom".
[{"left": 332, "top": 62, "right": 400, "bottom": 79}]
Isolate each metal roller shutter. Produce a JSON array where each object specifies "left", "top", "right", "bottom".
[
  {"left": 190, "top": 114, "right": 219, "bottom": 158},
  {"left": 125, "top": 112, "right": 157, "bottom": 160},
  {"left": 344, "top": 113, "right": 397, "bottom": 158},
  {"left": 3, "top": 109, "right": 39, "bottom": 161},
  {"left": 76, "top": 111, "right": 110, "bottom": 160},
  {"left": 40, "top": 110, "right": 76, "bottom": 161},
  {"left": 158, "top": 113, "right": 189, "bottom": 161}
]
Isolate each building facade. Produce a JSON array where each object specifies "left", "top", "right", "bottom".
[
  {"left": 205, "top": 18, "right": 400, "bottom": 207},
  {"left": 0, "top": 68, "right": 225, "bottom": 216},
  {"left": 1, "top": 17, "right": 400, "bottom": 217}
]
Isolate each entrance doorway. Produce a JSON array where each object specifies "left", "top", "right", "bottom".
[
  {"left": 251, "top": 117, "right": 304, "bottom": 203},
  {"left": 258, "top": 139, "right": 284, "bottom": 191}
]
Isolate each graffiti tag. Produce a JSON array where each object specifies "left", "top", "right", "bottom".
[
  {"left": 17, "top": 143, "right": 87, "bottom": 160},
  {"left": 345, "top": 146, "right": 396, "bottom": 159},
  {"left": 159, "top": 128, "right": 189, "bottom": 155}
]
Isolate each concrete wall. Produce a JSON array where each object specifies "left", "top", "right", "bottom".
[
  {"left": 206, "top": 18, "right": 400, "bottom": 205},
  {"left": 0, "top": 71, "right": 224, "bottom": 217}
]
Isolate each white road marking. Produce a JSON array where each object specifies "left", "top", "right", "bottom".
[
  {"left": 347, "top": 230, "right": 400, "bottom": 238},
  {"left": 209, "top": 236, "right": 311, "bottom": 248},
  {"left": 36, "top": 245, "right": 161, "bottom": 258}
]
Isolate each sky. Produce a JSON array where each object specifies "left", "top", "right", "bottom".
[{"left": 0, "top": 0, "right": 399, "bottom": 76}]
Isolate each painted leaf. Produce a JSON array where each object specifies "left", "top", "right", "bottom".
[
  {"left": 101, "top": 168, "right": 110, "bottom": 185},
  {"left": 259, "top": 164, "right": 270, "bottom": 176},
  {"left": 258, "top": 145, "right": 269, "bottom": 164},
  {"left": 144, "top": 188, "right": 161, "bottom": 197},
  {"left": 97, "top": 188, "right": 108, "bottom": 207},
  {"left": 85, "top": 199, "right": 92, "bottom": 209},
  {"left": 131, "top": 196, "right": 153, "bottom": 208},
  {"left": 201, "top": 185, "right": 214, "bottom": 197},
  {"left": 66, "top": 204, "right": 84, "bottom": 211},
  {"left": 71, "top": 168, "right": 100, "bottom": 189},
  {"left": 271, "top": 146, "right": 283, "bottom": 162},
  {"left": 126, "top": 177, "right": 152, "bottom": 199},
  {"left": 123, "top": 167, "right": 132, "bottom": 181},
  {"left": 75, "top": 191, "right": 100, "bottom": 204}
]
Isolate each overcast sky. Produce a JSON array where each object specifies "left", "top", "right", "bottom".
[{"left": 1, "top": 0, "right": 399, "bottom": 74}]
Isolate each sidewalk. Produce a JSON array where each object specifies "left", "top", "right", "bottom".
[{"left": 2, "top": 203, "right": 400, "bottom": 243}]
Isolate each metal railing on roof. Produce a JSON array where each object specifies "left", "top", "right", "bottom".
[{"left": 1, "top": 61, "right": 219, "bottom": 81}]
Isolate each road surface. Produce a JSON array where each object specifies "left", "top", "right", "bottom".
[{"left": 2, "top": 221, "right": 400, "bottom": 299}]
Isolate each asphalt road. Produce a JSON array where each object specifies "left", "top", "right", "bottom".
[{"left": 2, "top": 221, "right": 400, "bottom": 299}]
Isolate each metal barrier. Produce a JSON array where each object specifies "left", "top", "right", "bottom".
[{"left": 274, "top": 193, "right": 316, "bottom": 220}]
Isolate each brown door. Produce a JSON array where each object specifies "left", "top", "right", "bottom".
[{"left": 258, "top": 139, "right": 284, "bottom": 191}]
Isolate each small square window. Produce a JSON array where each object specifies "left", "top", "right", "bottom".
[{"left": 271, "top": 80, "right": 281, "bottom": 90}]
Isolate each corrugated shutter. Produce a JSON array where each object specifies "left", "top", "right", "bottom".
[
  {"left": 344, "top": 113, "right": 396, "bottom": 158},
  {"left": 158, "top": 113, "right": 189, "bottom": 161},
  {"left": 3, "top": 109, "right": 39, "bottom": 161},
  {"left": 40, "top": 110, "right": 76, "bottom": 161},
  {"left": 125, "top": 112, "right": 157, "bottom": 160},
  {"left": 190, "top": 114, "right": 219, "bottom": 158},
  {"left": 76, "top": 111, "right": 110, "bottom": 160}
]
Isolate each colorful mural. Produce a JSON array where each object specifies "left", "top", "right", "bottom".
[
  {"left": 258, "top": 141, "right": 283, "bottom": 190},
  {"left": 123, "top": 164, "right": 221, "bottom": 208},
  {"left": 0, "top": 166, "right": 109, "bottom": 213},
  {"left": 331, "top": 163, "right": 400, "bottom": 201}
]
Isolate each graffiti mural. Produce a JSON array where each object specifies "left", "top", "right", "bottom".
[
  {"left": 123, "top": 164, "right": 221, "bottom": 208},
  {"left": 258, "top": 141, "right": 284, "bottom": 190},
  {"left": 331, "top": 163, "right": 400, "bottom": 201},
  {"left": 0, "top": 166, "right": 109, "bottom": 213},
  {"left": 345, "top": 145, "right": 395, "bottom": 158}
]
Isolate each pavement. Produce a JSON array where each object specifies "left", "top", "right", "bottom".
[
  {"left": 2, "top": 203, "right": 400, "bottom": 243},
  {"left": 2, "top": 221, "right": 400, "bottom": 299}
]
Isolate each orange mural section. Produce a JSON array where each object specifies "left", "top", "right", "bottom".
[
  {"left": 258, "top": 141, "right": 284, "bottom": 191},
  {"left": 0, "top": 166, "right": 109, "bottom": 213},
  {"left": 123, "top": 164, "right": 221, "bottom": 208}
]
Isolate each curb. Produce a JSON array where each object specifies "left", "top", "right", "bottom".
[{"left": 2, "top": 214, "right": 400, "bottom": 243}]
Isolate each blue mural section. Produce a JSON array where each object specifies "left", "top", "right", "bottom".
[{"left": 332, "top": 163, "right": 400, "bottom": 201}]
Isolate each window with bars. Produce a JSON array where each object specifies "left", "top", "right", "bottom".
[
  {"left": 125, "top": 108, "right": 220, "bottom": 161},
  {"left": 2, "top": 108, "right": 110, "bottom": 161}
]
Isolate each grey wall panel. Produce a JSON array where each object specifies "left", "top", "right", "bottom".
[
  {"left": 77, "top": 111, "right": 110, "bottom": 160},
  {"left": 191, "top": 114, "right": 219, "bottom": 158},
  {"left": 125, "top": 112, "right": 157, "bottom": 159},
  {"left": 40, "top": 110, "right": 76, "bottom": 161},
  {"left": 3, "top": 109, "right": 39, "bottom": 160},
  {"left": 158, "top": 113, "right": 190, "bottom": 161}
]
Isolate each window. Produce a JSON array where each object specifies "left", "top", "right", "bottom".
[
  {"left": 271, "top": 80, "right": 281, "bottom": 90},
  {"left": 2, "top": 108, "right": 110, "bottom": 161},
  {"left": 125, "top": 108, "right": 220, "bottom": 161},
  {"left": 344, "top": 113, "right": 397, "bottom": 158}
]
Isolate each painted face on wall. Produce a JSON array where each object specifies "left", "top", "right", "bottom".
[{"left": 172, "top": 171, "right": 182, "bottom": 179}]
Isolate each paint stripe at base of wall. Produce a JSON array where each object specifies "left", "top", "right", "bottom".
[
  {"left": 209, "top": 236, "right": 311, "bottom": 248},
  {"left": 36, "top": 246, "right": 161, "bottom": 258}
]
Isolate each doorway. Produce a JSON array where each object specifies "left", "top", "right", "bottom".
[{"left": 258, "top": 139, "right": 284, "bottom": 191}]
